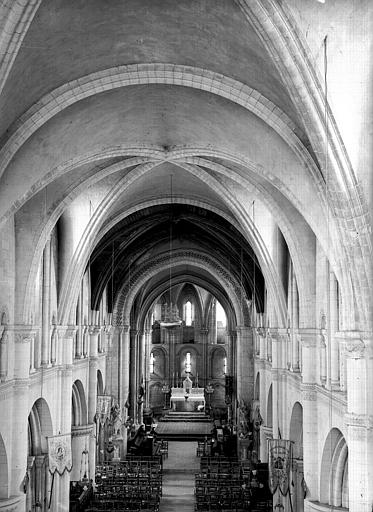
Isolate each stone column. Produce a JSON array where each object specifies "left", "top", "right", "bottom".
[
  {"left": 235, "top": 326, "right": 253, "bottom": 405},
  {"left": 200, "top": 328, "right": 209, "bottom": 386},
  {"left": 209, "top": 300, "right": 217, "bottom": 344},
  {"left": 318, "top": 330, "right": 327, "bottom": 386},
  {"left": 329, "top": 272, "right": 340, "bottom": 388},
  {"left": 258, "top": 328, "right": 266, "bottom": 360},
  {"left": 54, "top": 326, "right": 76, "bottom": 512},
  {"left": 300, "top": 329, "right": 318, "bottom": 504},
  {"left": 75, "top": 297, "right": 83, "bottom": 359},
  {"left": 119, "top": 325, "right": 130, "bottom": 454},
  {"left": 41, "top": 238, "right": 51, "bottom": 366},
  {"left": 129, "top": 329, "right": 138, "bottom": 421},
  {"left": 50, "top": 326, "right": 58, "bottom": 366},
  {"left": 25, "top": 456, "right": 35, "bottom": 512},
  {"left": 291, "top": 273, "right": 299, "bottom": 371},
  {"left": 88, "top": 326, "right": 100, "bottom": 479},
  {"left": 0, "top": 329, "right": 8, "bottom": 381},
  {"left": 344, "top": 335, "right": 373, "bottom": 512},
  {"left": 10, "top": 327, "right": 35, "bottom": 505},
  {"left": 270, "top": 330, "right": 281, "bottom": 437},
  {"left": 144, "top": 329, "right": 151, "bottom": 408}
]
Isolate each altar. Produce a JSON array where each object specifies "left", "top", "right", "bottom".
[{"left": 170, "top": 386, "right": 205, "bottom": 411}]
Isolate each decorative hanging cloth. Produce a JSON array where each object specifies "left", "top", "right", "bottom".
[
  {"left": 268, "top": 439, "right": 292, "bottom": 495},
  {"left": 96, "top": 395, "right": 112, "bottom": 426},
  {"left": 47, "top": 434, "right": 72, "bottom": 475}
]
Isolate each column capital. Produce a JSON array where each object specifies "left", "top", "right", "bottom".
[
  {"left": 88, "top": 325, "right": 101, "bottom": 336},
  {"left": 301, "top": 383, "right": 317, "bottom": 401},
  {"left": 34, "top": 455, "right": 46, "bottom": 468},
  {"left": 104, "top": 324, "right": 113, "bottom": 335},
  {"left": 256, "top": 326, "right": 267, "bottom": 338},
  {"left": 12, "top": 325, "right": 37, "bottom": 343},
  {"left": 235, "top": 325, "right": 251, "bottom": 335},
  {"left": 57, "top": 325, "right": 77, "bottom": 339},
  {"left": 118, "top": 324, "right": 130, "bottom": 333},
  {"left": 200, "top": 328, "right": 209, "bottom": 335},
  {"left": 299, "top": 328, "right": 318, "bottom": 348},
  {"left": 345, "top": 413, "right": 373, "bottom": 430},
  {"left": 71, "top": 423, "right": 94, "bottom": 438},
  {"left": 342, "top": 333, "right": 372, "bottom": 359}
]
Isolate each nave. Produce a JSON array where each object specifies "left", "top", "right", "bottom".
[
  {"left": 0, "top": 2, "right": 371, "bottom": 512},
  {"left": 76, "top": 438, "right": 271, "bottom": 512}
]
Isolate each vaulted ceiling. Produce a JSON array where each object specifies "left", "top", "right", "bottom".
[{"left": 1, "top": 0, "right": 330, "bottom": 327}]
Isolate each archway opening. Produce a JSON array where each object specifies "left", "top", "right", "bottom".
[
  {"left": 320, "top": 428, "right": 348, "bottom": 509},
  {"left": 27, "top": 398, "right": 53, "bottom": 512}
]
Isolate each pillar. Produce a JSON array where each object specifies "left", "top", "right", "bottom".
[
  {"left": 129, "top": 329, "right": 138, "bottom": 422},
  {"left": 200, "top": 328, "right": 209, "bottom": 386},
  {"left": 88, "top": 326, "right": 100, "bottom": 479},
  {"left": 329, "top": 272, "right": 340, "bottom": 388},
  {"left": 53, "top": 326, "right": 76, "bottom": 512},
  {"left": 300, "top": 329, "right": 318, "bottom": 505},
  {"left": 0, "top": 329, "right": 8, "bottom": 381},
  {"left": 270, "top": 330, "right": 282, "bottom": 437},
  {"left": 119, "top": 326, "right": 130, "bottom": 454},
  {"left": 75, "top": 297, "right": 82, "bottom": 359},
  {"left": 258, "top": 328, "right": 266, "bottom": 361},
  {"left": 235, "top": 326, "right": 253, "bottom": 405},
  {"left": 344, "top": 334, "right": 373, "bottom": 512},
  {"left": 144, "top": 329, "right": 151, "bottom": 408},
  {"left": 291, "top": 273, "right": 299, "bottom": 371},
  {"left": 41, "top": 239, "right": 51, "bottom": 366},
  {"left": 10, "top": 326, "right": 35, "bottom": 506}
]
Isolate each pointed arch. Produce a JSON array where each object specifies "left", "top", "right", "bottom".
[{"left": 72, "top": 380, "right": 88, "bottom": 427}]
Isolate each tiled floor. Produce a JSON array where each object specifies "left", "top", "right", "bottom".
[{"left": 159, "top": 441, "right": 199, "bottom": 512}]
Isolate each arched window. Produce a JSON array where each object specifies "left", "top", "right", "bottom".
[
  {"left": 149, "top": 353, "right": 155, "bottom": 374},
  {"left": 216, "top": 301, "right": 227, "bottom": 328},
  {"left": 184, "top": 301, "right": 193, "bottom": 326},
  {"left": 185, "top": 352, "right": 191, "bottom": 373}
]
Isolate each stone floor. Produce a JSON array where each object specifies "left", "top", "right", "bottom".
[{"left": 158, "top": 441, "right": 199, "bottom": 512}]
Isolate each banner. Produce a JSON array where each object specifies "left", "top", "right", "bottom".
[
  {"left": 48, "top": 434, "right": 72, "bottom": 475},
  {"left": 268, "top": 439, "right": 292, "bottom": 495},
  {"left": 96, "top": 395, "right": 112, "bottom": 426}
]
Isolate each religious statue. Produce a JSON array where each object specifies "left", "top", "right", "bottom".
[
  {"left": 251, "top": 400, "right": 263, "bottom": 462},
  {"left": 110, "top": 403, "right": 123, "bottom": 437},
  {"left": 237, "top": 399, "right": 253, "bottom": 442}
]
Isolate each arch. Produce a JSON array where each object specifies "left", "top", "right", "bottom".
[
  {"left": 115, "top": 250, "right": 251, "bottom": 328},
  {"left": 149, "top": 382, "right": 164, "bottom": 411},
  {"left": 0, "top": 431, "right": 8, "bottom": 499},
  {"left": 28, "top": 398, "right": 53, "bottom": 456},
  {"left": 210, "top": 346, "right": 227, "bottom": 380},
  {"left": 177, "top": 345, "right": 199, "bottom": 379},
  {"left": 27, "top": 398, "right": 53, "bottom": 512},
  {"left": 320, "top": 428, "right": 349, "bottom": 508},
  {"left": 97, "top": 370, "right": 104, "bottom": 395},
  {"left": 266, "top": 385, "right": 273, "bottom": 429},
  {"left": 254, "top": 372, "right": 260, "bottom": 401},
  {"left": 71, "top": 380, "right": 88, "bottom": 427},
  {"left": 289, "top": 402, "right": 303, "bottom": 460},
  {"left": 150, "top": 347, "right": 166, "bottom": 379}
]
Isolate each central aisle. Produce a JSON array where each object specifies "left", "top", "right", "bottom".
[{"left": 159, "top": 441, "right": 199, "bottom": 512}]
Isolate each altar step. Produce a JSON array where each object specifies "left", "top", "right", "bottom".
[
  {"left": 156, "top": 411, "right": 213, "bottom": 440},
  {"left": 160, "top": 411, "right": 211, "bottom": 423}
]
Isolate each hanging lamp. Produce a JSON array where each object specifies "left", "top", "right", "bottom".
[{"left": 160, "top": 175, "right": 182, "bottom": 327}]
